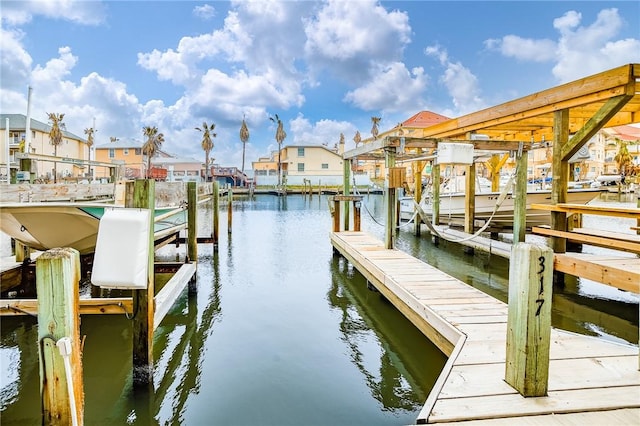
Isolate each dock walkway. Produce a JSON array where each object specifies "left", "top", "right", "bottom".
[{"left": 330, "top": 231, "right": 640, "bottom": 425}]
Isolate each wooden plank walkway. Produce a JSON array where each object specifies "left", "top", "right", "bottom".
[{"left": 330, "top": 231, "right": 640, "bottom": 425}]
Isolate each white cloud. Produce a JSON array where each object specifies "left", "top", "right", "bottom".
[
  {"left": 0, "top": 0, "right": 106, "bottom": 26},
  {"left": 304, "top": 0, "right": 411, "bottom": 83},
  {"left": 193, "top": 4, "right": 216, "bottom": 20},
  {"left": 485, "top": 8, "right": 640, "bottom": 83},
  {"left": 552, "top": 8, "right": 640, "bottom": 82},
  {"left": 343, "top": 62, "right": 427, "bottom": 113},
  {"left": 0, "top": 27, "right": 32, "bottom": 91},
  {"left": 485, "top": 35, "right": 556, "bottom": 62},
  {"left": 289, "top": 113, "right": 356, "bottom": 147},
  {"left": 425, "top": 45, "right": 485, "bottom": 115}
]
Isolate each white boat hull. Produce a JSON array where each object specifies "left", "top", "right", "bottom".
[
  {"left": 0, "top": 202, "right": 187, "bottom": 255},
  {"left": 400, "top": 189, "right": 603, "bottom": 230}
]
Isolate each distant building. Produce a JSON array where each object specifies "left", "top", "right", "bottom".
[
  {"left": 152, "top": 151, "right": 202, "bottom": 182},
  {"left": 94, "top": 138, "right": 144, "bottom": 180},
  {"left": 252, "top": 143, "right": 370, "bottom": 187},
  {"left": 211, "top": 165, "right": 250, "bottom": 187},
  {"left": 0, "top": 113, "right": 88, "bottom": 182}
]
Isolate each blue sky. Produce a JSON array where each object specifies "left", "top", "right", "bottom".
[{"left": 1, "top": 1, "right": 639, "bottom": 171}]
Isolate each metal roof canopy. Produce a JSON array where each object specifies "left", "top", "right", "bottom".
[{"left": 344, "top": 63, "right": 639, "bottom": 162}]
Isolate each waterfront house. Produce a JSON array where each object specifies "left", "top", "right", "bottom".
[
  {"left": 253, "top": 143, "right": 362, "bottom": 187},
  {"left": 0, "top": 113, "right": 88, "bottom": 182},
  {"left": 94, "top": 138, "right": 144, "bottom": 180},
  {"left": 152, "top": 151, "right": 202, "bottom": 182}
]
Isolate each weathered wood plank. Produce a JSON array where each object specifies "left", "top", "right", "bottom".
[
  {"left": 429, "top": 385, "right": 640, "bottom": 423},
  {"left": 554, "top": 253, "right": 640, "bottom": 293}
]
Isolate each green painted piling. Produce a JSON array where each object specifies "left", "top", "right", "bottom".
[
  {"left": 187, "top": 182, "right": 197, "bottom": 262},
  {"left": 37, "top": 247, "right": 84, "bottom": 425}
]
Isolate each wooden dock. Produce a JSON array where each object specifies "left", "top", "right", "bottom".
[{"left": 330, "top": 231, "right": 640, "bottom": 425}]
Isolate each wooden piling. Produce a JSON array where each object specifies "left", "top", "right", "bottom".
[
  {"left": 505, "top": 242, "right": 553, "bottom": 396},
  {"left": 37, "top": 247, "right": 84, "bottom": 425},
  {"left": 227, "top": 188, "right": 233, "bottom": 234},
  {"left": 126, "top": 179, "right": 155, "bottom": 388},
  {"left": 512, "top": 151, "right": 528, "bottom": 243},
  {"left": 187, "top": 182, "right": 197, "bottom": 263},
  {"left": 343, "top": 159, "right": 351, "bottom": 231},
  {"left": 384, "top": 148, "right": 397, "bottom": 249},
  {"left": 212, "top": 181, "right": 219, "bottom": 247}
]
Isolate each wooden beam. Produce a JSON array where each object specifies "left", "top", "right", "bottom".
[
  {"left": 550, "top": 110, "right": 569, "bottom": 254},
  {"left": 154, "top": 263, "right": 197, "bottom": 328},
  {"left": 1, "top": 298, "right": 133, "bottom": 316},
  {"left": 532, "top": 226, "right": 640, "bottom": 254},
  {"left": 561, "top": 94, "right": 634, "bottom": 160},
  {"left": 531, "top": 203, "right": 640, "bottom": 219}
]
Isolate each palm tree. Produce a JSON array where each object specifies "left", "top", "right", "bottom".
[
  {"left": 142, "top": 125, "right": 164, "bottom": 178},
  {"left": 240, "top": 117, "right": 250, "bottom": 173},
  {"left": 371, "top": 116, "right": 381, "bottom": 140},
  {"left": 613, "top": 138, "right": 633, "bottom": 176},
  {"left": 353, "top": 130, "right": 362, "bottom": 147},
  {"left": 269, "top": 114, "right": 287, "bottom": 186},
  {"left": 196, "top": 122, "right": 216, "bottom": 181},
  {"left": 47, "top": 112, "right": 66, "bottom": 183}
]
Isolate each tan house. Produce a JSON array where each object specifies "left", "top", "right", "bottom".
[
  {"left": 0, "top": 113, "right": 89, "bottom": 182},
  {"left": 252, "top": 142, "right": 370, "bottom": 187},
  {"left": 94, "top": 138, "right": 144, "bottom": 180}
]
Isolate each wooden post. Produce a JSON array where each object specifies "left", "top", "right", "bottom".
[
  {"left": 505, "top": 242, "right": 553, "bottom": 396},
  {"left": 37, "top": 247, "right": 84, "bottom": 425},
  {"left": 14, "top": 240, "right": 31, "bottom": 262},
  {"left": 384, "top": 148, "right": 396, "bottom": 249},
  {"left": 550, "top": 109, "right": 569, "bottom": 255},
  {"left": 187, "top": 182, "right": 197, "bottom": 262},
  {"left": 432, "top": 160, "right": 440, "bottom": 226},
  {"left": 343, "top": 159, "right": 351, "bottom": 231},
  {"left": 333, "top": 198, "right": 341, "bottom": 232},
  {"left": 212, "top": 181, "right": 219, "bottom": 248},
  {"left": 353, "top": 199, "right": 361, "bottom": 232},
  {"left": 227, "top": 188, "right": 233, "bottom": 234},
  {"left": 512, "top": 150, "right": 528, "bottom": 243},
  {"left": 464, "top": 162, "right": 476, "bottom": 235},
  {"left": 413, "top": 161, "right": 424, "bottom": 236},
  {"left": 126, "top": 179, "right": 155, "bottom": 388}
]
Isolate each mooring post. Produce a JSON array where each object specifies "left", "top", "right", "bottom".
[
  {"left": 227, "top": 187, "right": 233, "bottom": 234},
  {"left": 505, "top": 242, "right": 553, "bottom": 396},
  {"left": 187, "top": 182, "right": 197, "bottom": 262},
  {"left": 333, "top": 197, "right": 341, "bottom": 232},
  {"left": 127, "top": 179, "right": 155, "bottom": 388},
  {"left": 212, "top": 181, "right": 219, "bottom": 248},
  {"left": 343, "top": 159, "right": 351, "bottom": 231},
  {"left": 353, "top": 199, "right": 361, "bottom": 232},
  {"left": 37, "top": 247, "right": 84, "bottom": 426},
  {"left": 413, "top": 161, "right": 424, "bottom": 236}
]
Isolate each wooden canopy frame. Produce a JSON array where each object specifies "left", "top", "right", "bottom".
[{"left": 344, "top": 63, "right": 639, "bottom": 160}]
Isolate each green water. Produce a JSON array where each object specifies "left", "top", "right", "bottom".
[{"left": 1, "top": 193, "right": 637, "bottom": 425}]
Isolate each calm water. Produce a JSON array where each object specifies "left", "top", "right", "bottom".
[{"left": 1, "top": 193, "right": 638, "bottom": 425}]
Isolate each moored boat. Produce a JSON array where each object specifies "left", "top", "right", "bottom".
[
  {"left": 0, "top": 202, "right": 187, "bottom": 255},
  {"left": 399, "top": 188, "right": 603, "bottom": 230}
]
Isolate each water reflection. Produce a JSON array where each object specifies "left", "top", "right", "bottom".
[{"left": 327, "top": 255, "right": 446, "bottom": 412}]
